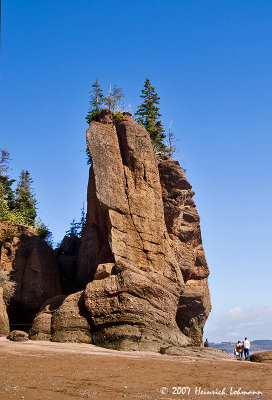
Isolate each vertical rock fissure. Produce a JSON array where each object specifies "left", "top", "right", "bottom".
[{"left": 122, "top": 165, "right": 152, "bottom": 266}]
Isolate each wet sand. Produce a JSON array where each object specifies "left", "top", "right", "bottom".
[{"left": 0, "top": 338, "right": 271, "bottom": 400}]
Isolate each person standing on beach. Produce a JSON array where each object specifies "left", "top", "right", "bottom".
[
  {"left": 236, "top": 340, "right": 243, "bottom": 360},
  {"left": 243, "top": 337, "right": 250, "bottom": 360}
]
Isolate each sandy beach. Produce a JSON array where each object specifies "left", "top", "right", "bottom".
[{"left": 0, "top": 338, "right": 271, "bottom": 400}]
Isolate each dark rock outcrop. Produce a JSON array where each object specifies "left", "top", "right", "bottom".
[
  {"left": 250, "top": 351, "right": 272, "bottom": 363},
  {"left": 0, "top": 287, "right": 9, "bottom": 336},
  {"left": 7, "top": 330, "right": 29, "bottom": 341},
  {"left": 0, "top": 222, "right": 62, "bottom": 327},
  {"left": 54, "top": 234, "right": 81, "bottom": 294}
]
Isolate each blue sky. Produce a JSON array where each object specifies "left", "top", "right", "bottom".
[{"left": 1, "top": 0, "right": 271, "bottom": 342}]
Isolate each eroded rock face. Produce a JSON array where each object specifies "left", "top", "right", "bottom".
[
  {"left": 158, "top": 158, "right": 211, "bottom": 344},
  {"left": 0, "top": 222, "right": 62, "bottom": 326},
  {"left": 29, "top": 292, "right": 91, "bottom": 343},
  {"left": 0, "top": 287, "right": 9, "bottom": 336},
  {"left": 29, "top": 295, "right": 66, "bottom": 341},
  {"left": 74, "top": 113, "right": 211, "bottom": 350}
]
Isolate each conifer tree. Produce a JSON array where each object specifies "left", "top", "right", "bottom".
[
  {"left": 135, "top": 78, "right": 166, "bottom": 152},
  {"left": 0, "top": 149, "right": 15, "bottom": 209},
  {"left": 86, "top": 78, "right": 104, "bottom": 124},
  {"left": 0, "top": 149, "right": 12, "bottom": 176},
  {"left": 89, "top": 78, "right": 104, "bottom": 109},
  {"left": 14, "top": 170, "right": 37, "bottom": 225}
]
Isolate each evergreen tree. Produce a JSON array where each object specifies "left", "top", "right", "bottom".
[
  {"left": 0, "top": 149, "right": 16, "bottom": 209},
  {"left": 65, "top": 218, "right": 80, "bottom": 237},
  {"left": 104, "top": 84, "right": 125, "bottom": 112},
  {"left": 79, "top": 203, "right": 86, "bottom": 236},
  {"left": 14, "top": 170, "right": 37, "bottom": 225},
  {"left": 0, "top": 149, "right": 12, "bottom": 176},
  {"left": 86, "top": 79, "right": 104, "bottom": 124},
  {"left": 65, "top": 203, "right": 86, "bottom": 238},
  {"left": 135, "top": 78, "right": 166, "bottom": 152}
]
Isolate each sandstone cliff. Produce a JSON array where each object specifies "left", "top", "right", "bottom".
[
  {"left": 33, "top": 111, "right": 211, "bottom": 351},
  {"left": 0, "top": 222, "right": 62, "bottom": 328}
]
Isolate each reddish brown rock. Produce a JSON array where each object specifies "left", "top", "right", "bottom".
[
  {"left": 158, "top": 158, "right": 211, "bottom": 344},
  {"left": 0, "top": 222, "right": 62, "bottom": 325},
  {"left": 75, "top": 113, "right": 210, "bottom": 351},
  {"left": 51, "top": 291, "right": 91, "bottom": 343},
  {"left": 29, "top": 295, "right": 66, "bottom": 341},
  {"left": 30, "top": 292, "right": 91, "bottom": 343},
  {"left": 0, "top": 287, "right": 9, "bottom": 336}
]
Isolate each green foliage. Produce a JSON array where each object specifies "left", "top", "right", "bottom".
[
  {"left": 85, "top": 108, "right": 101, "bottom": 124},
  {"left": 86, "top": 79, "right": 104, "bottom": 124},
  {"left": 135, "top": 78, "right": 166, "bottom": 153},
  {"left": 89, "top": 78, "right": 104, "bottom": 110},
  {"left": 0, "top": 150, "right": 12, "bottom": 176},
  {"left": 14, "top": 170, "right": 37, "bottom": 226},
  {"left": 0, "top": 183, "right": 25, "bottom": 224},
  {"left": 104, "top": 84, "right": 125, "bottom": 112},
  {"left": 0, "top": 270, "right": 16, "bottom": 305},
  {"left": 65, "top": 203, "right": 86, "bottom": 238},
  {"left": 0, "top": 224, "right": 18, "bottom": 243},
  {"left": 86, "top": 147, "right": 92, "bottom": 165},
  {"left": 0, "top": 183, "right": 10, "bottom": 221},
  {"left": 112, "top": 109, "right": 124, "bottom": 122},
  {"left": 35, "top": 220, "right": 53, "bottom": 246},
  {"left": 0, "top": 150, "right": 50, "bottom": 242}
]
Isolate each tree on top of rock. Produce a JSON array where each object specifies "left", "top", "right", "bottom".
[
  {"left": 86, "top": 79, "right": 104, "bottom": 124},
  {"left": 14, "top": 170, "right": 37, "bottom": 226},
  {"left": 135, "top": 78, "right": 166, "bottom": 153}
]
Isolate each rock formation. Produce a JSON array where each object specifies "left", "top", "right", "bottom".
[
  {"left": 0, "top": 222, "right": 62, "bottom": 327},
  {"left": 0, "top": 287, "right": 9, "bottom": 336},
  {"left": 54, "top": 234, "right": 81, "bottom": 294},
  {"left": 29, "top": 292, "right": 91, "bottom": 343},
  {"left": 250, "top": 351, "right": 272, "bottom": 363},
  {"left": 30, "top": 111, "right": 211, "bottom": 351}
]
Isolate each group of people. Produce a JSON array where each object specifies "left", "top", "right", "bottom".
[
  {"left": 203, "top": 337, "right": 251, "bottom": 361},
  {"left": 235, "top": 337, "right": 250, "bottom": 360}
]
